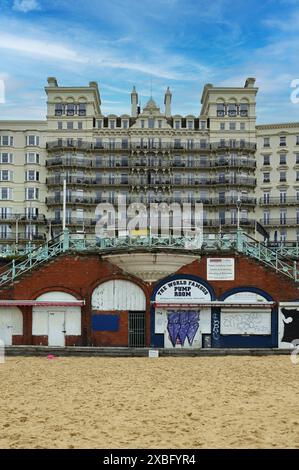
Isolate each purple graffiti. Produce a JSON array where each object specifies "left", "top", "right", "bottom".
[{"left": 167, "top": 310, "right": 200, "bottom": 347}]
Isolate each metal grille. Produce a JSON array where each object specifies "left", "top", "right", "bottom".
[{"left": 128, "top": 311, "right": 146, "bottom": 347}]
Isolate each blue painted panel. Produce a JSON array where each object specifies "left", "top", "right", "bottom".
[{"left": 92, "top": 314, "right": 119, "bottom": 332}]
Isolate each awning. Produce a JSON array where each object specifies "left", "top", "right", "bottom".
[
  {"left": 0, "top": 300, "right": 85, "bottom": 307},
  {"left": 153, "top": 301, "right": 275, "bottom": 309}
]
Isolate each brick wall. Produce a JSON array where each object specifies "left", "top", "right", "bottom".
[{"left": 1, "top": 252, "right": 298, "bottom": 346}]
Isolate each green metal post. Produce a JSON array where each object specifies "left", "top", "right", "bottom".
[
  {"left": 62, "top": 228, "right": 70, "bottom": 252},
  {"left": 12, "top": 259, "right": 15, "bottom": 279},
  {"left": 236, "top": 228, "right": 243, "bottom": 252}
]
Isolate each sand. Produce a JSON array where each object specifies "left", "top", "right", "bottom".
[{"left": 0, "top": 356, "right": 298, "bottom": 449}]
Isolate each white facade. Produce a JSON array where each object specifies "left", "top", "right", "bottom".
[{"left": 0, "top": 76, "right": 299, "bottom": 252}]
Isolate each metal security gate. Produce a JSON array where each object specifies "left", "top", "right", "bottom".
[{"left": 128, "top": 311, "right": 146, "bottom": 347}]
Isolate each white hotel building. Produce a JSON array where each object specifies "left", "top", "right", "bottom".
[{"left": 0, "top": 76, "right": 299, "bottom": 252}]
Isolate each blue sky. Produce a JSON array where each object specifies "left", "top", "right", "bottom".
[{"left": 0, "top": 0, "right": 299, "bottom": 123}]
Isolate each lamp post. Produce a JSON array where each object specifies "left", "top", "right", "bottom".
[{"left": 236, "top": 197, "right": 242, "bottom": 230}]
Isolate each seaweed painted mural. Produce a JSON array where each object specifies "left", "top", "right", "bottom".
[{"left": 167, "top": 310, "right": 200, "bottom": 347}]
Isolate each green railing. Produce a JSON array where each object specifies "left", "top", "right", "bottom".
[
  {"left": 237, "top": 230, "right": 298, "bottom": 281},
  {"left": 0, "top": 231, "right": 69, "bottom": 289}
]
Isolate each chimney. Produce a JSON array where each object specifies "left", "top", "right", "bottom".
[
  {"left": 164, "top": 86, "right": 172, "bottom": 117},
  {"left": 47, "top": 77, "right": 58, "bottom": 87},
  {"left": 131, "top": 86, "right": 138, "bottom": 117},
  {"left": 245, "top": 77, "right": 256, "bottom": 88}
]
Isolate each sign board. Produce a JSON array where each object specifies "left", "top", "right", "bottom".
[
  {"left": 148, "top": 349, "right": 159, "bottom": 358},
  {"left": 156, "top": 278, "right": 211, "bottom": 303},
  {"left": 207, "top": 258, "right": 235, "bottom": 281}
]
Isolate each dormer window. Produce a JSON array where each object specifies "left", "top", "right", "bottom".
[
  {"left": 187, "top": 120, "right": 193, "bottom": 129},
  {"left": 175, "top": 120, "right": 180, "bottom": 129},
  {"left": 78, "top": 103, "right": 86, "bottom": 116},
  {"left": 148, "top": 118, "right": 155, "bottom": 129},
  {"left": 97, "top": 120, "right": 102, "bottom": 129},
  {"left": 158, "top": 120, "right": 162, "bottom": 128},
  {"left": 200, "top": 121, "right": 206, "bottom": 130},
  {"left": 55, "top": 103, "right": 63, "bottom": 116},
  {"left": 66, "top": 103, "right": 75, "bottom": 116},
  {"left": 217, "top": 104, "right": 225, "bottom": 117},
  {"left": 240, "top": 103, "right": 248, "bottom": 117},
  {"left": 141, "top": 120, "right": 145, "bottom": 129},
  {"left": 110, "top": 120, "right": 115, "bottom": 129},
  {"left": 227, "top": 104, "right": 237, "bottom": 117}
]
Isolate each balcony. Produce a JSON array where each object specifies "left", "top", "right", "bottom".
[
  {"left": 46, "top": 196, "right": 102, "bottom": 206},
  {"left": 46, "top": 140, "right": 256, "bottom": 152},
  {"left": 0, "top": 233, "right": 44, "bottom": 241},
  {"left": 259, "top": 197, "right": 299, "bottom": 206},
  {"left": 49, "top": 218, "right": 98, "bottom": 227},
  {"left": 0, "top": 214, "right": 46, "bottom": 223},
  {"left": 261, "top": 218, "right": 299, "bottom": 227}
]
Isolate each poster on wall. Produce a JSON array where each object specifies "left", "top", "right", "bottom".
[
  {"left": 220, "top": 309, "right": 271, "bottom": 335},
  {"left": 279, "top": 303, "right": 299, "bottom": 348},
  {"left": 207, "top": 258, "right": 235, "bottom": 281}
]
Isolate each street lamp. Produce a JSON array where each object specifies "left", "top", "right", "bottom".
[{"left": 236, "top": 196, "right": 242, "bottom": 230}]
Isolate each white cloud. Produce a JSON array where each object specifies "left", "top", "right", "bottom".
[{"left": 13, "top": 0, "right": 40, "bottom": 13}]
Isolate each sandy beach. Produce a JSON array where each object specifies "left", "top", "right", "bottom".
[{"left": 0, "top": 356, "right": 298, "bottom": 448}]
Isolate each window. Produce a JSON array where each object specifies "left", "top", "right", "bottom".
[
  {"left": 0, "top": 170, "right": 12, "bottom": 181},
  {"left": 263, "top": 210, "right": 270, "bottom": 225},
  {"left": 263, "top": 191, "right": 270, "bottom": 204},
  {"left": 25, "top": 188, "right": 39, "bottom": 200},
  {"left": 187, "top": 120, "right": 194, "bottom": 130},
  {"left": 240, "top": 103, "right": 248, "bottom": 117},
  {"left": 280, "top": 210, "right": 287, "bottom": 225},
  {"left": 26, "top": 135, "right": 39, "bottom": 146},
  {"left": 0, "top": 207, "right": 12, "bottom": 219},
  {"left": 121, "top": 139, "right": 128, "bottom": 150},
  {"left": 148, "top": 119, "right": 155, "bottom": 129},
  {"left": 200, "top": 139, "right": 207, "bottom": 149},
  {"left": 78, "top": 122, "right": 83, "bottom": 130},
  {"left": 217, "top": 103, "right": 225, "bottom": 117},
  {"left": 240, "top": 122, "right": 246, "bottom": 130},
  {"left": 297, "top": 171, "right": 299, "bottom": 181},
  {"left": 123, "top": 120, "right": 128, "bottom": 129},
  {"left": 296, "top": 153, "right": 299, "bottom": 164},
  {"left": 158, "top": 120, "right": 162, "bottom": 129},
  {"left": 97, "top": 120, "right": 102, "bottom": 129},
  {"left": 187, "top": 139, "right": 193, "bottom": 150},
  {"left": 296, "top": 136, "right": 299, "bottom": 145},
  {"left": 297, "top": 190, "right": 299, "bottom": 202},
  {"left": 78, "top": 103, "right": 86, "bottom": 116},
  {"left": 280, "top": 171, "right": 286, "bottom": 182},
  {"left": 200, "top": 121, "right": 205, "bottom": 130},
  {"left": 66, "top": 103, "right": 75, "bottom": 116},
  {"left": 25, "top": 153, "right": 39, "bottom": 164},
  {"left": 26, "top": 170, "right": 39, "bottom": 181},
  {"left": 175, "top": 120, "right": 180, "bottom": 129},
  {"left": 0, "top": 224, "right": 12, "bottom": 239},
  {"left": 174, "top": 139, "right": 181, "bottom": 149},
  {"left": 229, "top": 122, "right": 236, "bottom": 130},
  {"left": 0, "top": 153, "right": 13, "bottom": 163},
  {"left": 280, "top": 153, "right": 287, "bottom": 165},
  {"left": 109, "top": 120, "right": 115, "bottom": 129},
  {"left": 263, "top": 137, "right": 270, "bottom": 147},
  {"left": 0, "top": 188, "right": 12, "bottom": 200},
  {"left": 67, "top": 121, "right": 73, "bottom": 130},
  {"left": 57, "top": 121, "right": 63, "bottom": 130},
  {"left": 263, "top": 172, "right": 270, "bottom": 183},
  {"left": 280, "top": 136, "right": 286, "bottom": 147},
  {"left": 220, "top": 122, "right": 225, "bottom": 130},
  {"left": 297, "top": 209, "right": 299, "bottom": 224},
  {"left": 227, "top": 104, "right": 237, "bottom": 117},
  {"left": 0, "top": 136, "right": 13, "bottom": 146},
  {"left": 55, "top": 103, "right": 63, "bottom": 116},
  {"left": 141, "top": 120, "right": 145, "bottom": 129},
  {"left": 280, "top": 229, "right": 287, "bottom": 242},
  {"left": 280, "top": 191, "right": 287, "bottom": 203},
  {"left": 263, "top": 155, "right": 270, "bottom": 165}
]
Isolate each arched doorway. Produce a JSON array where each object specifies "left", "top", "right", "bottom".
[
  {"left": 32, "top": 292, "right": 82, "bottom": 346},
  {"left": 91, "top": 280, "right": 146, "bottom": 347}
]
